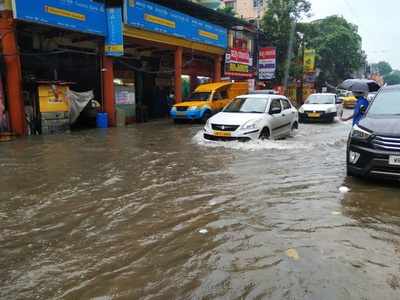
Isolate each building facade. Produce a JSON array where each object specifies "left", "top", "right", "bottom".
[
  {"left": 222, "top": 0, "right": 267, "bottom": 21},
  {"left": 0, "top": 0, "right": 257, "bottom": 135}
]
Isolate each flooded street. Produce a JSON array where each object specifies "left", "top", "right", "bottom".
[{"left": 1, "top": 113, "right": 400, "bottom": 299}]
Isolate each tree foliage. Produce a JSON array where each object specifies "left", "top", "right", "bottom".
[
  {"left": 216, "top": 6, "right": 236, "bottom": 17},
  {"left": 298, "top": 16, "right": 364, "bottom": 87},
  {"left": 372, "top": 61, "right": 392, "bottom": 76},
  {"left": 384, "top": 70, "right": 400, "bottom": 85},
  {"left": 261, "top": 0, "right": 311, "bottom": 83}
]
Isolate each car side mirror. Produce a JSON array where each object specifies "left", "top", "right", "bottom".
[
  {"left": 270, "top": 107, "right": 282, "bottom": 115},
  {"left": 360, "top": 105, "right": 367, "bottom": 114}
]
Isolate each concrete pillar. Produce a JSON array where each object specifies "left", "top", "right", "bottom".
[
  {"left": 0, "top": 11, "right": 26, "bottom": 135},
  {"left": 102, "top": 55, "right": 116, "bottom": 126},
  {"left": 214, "top": 55, "right": 222, "bottom": 82},
  {"left": 174, "top": 47, "right": 183, "bottom": 103}
]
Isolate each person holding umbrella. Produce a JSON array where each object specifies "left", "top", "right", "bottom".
[
  {"left": 339, "top": 79, "right": 380, "bottom": 125},
  {"left": 341, "top": 89, "right": 369, "bottom": 125}
]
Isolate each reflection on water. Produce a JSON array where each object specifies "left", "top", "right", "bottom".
[{"left": 1, "top": 117, "right": 400, "bottom": 299}]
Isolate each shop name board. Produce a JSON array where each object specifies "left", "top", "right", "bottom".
[
  {"left": 259, "top": 47, "right": 276, "bottom": 80},
  {"left": 12, "top": 0, "right": 107, "bottom": 36},
  {"left": 124, "top": 0, "right": 228, "bottom": 49}
]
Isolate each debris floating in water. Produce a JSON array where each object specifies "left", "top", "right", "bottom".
[
  {"left": 286, "top": 248, "right": 300, "bottom": 261},
  {"left": 199, "top": 229, "right": 208, "bottom": 234},
  {"left": 339, "top": 186, "right": 351, "bottom": 193},
  {"left": 332, "top": 211, "right": 342, "bottom": 215},
  {"left": 209, "top": 200, "right": 217, "bottom": 206}
]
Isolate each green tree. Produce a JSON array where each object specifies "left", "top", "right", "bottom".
[
  {"left": 216, "top": 6, "right": 236, "bottom": 17},
  {"left": 299, "top": 16, "right": 364, "bottom": 88},
  {"left": 384, "top": 70, "right": 400, "bottom": 85},
  {"left": 261, "top": 0, "right": 311, "bottom": 83},
  {"left": 372, "top": 61, "right": 392, "bottom": 76}
]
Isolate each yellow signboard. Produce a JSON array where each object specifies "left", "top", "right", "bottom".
[
  {"left": 304, "top": 49, "right": 316, "bottom": 73},
  {"left": 144, "top": 14, "right": 176, "bottom": 28},
  {"left": 38, "top": 85, "right": 70, "bottom": 113},
  {"left": 45, "top": 5, "right": 86, "bottom": 21}
]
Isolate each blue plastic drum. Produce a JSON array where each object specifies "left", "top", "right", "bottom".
[{"left": 96, "top": 113, "right": 108, "bottom": 128}]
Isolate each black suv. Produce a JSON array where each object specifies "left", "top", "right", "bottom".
[{"left": 347, "top": 85, "right": 400, "bottom": 180}]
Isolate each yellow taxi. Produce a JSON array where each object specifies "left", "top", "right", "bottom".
[
  {"left": 342, "top": 95, "right": 357, "bottom": 108},
  {"left": 170, "top": 82, "right": 248, "bottom": 122}
]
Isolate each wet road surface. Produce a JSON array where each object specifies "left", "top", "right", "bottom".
[{"left": 1, "top": 112, "right": 400, "bottom": 299}]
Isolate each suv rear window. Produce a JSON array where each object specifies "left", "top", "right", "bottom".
[{"left": 368, "top": 89, "right": 400, "bottom": 116}]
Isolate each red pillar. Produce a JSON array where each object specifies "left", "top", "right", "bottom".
[
  {"left": 174, "top": 47, "right": 183, "bottom": 103},
  {"left": 0, "top": 11, "right": 26, "bottom": 135},
  {"left": 102, "top": 55, "right": 116, "bottom": 127},
  {"left": 214, "top": 55, "right": 222, "bottom": 82}
]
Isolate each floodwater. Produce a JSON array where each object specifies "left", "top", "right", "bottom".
[{"left": 1, "top": 112, "right": 400, "bottom": 300}]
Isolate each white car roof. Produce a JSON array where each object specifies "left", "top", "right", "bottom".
[
  {"left": 309, "top": 93, "right": 336, "bottom": 96},
  {"left": 236, "top": 94, "right": 286, "bottom": 100}
]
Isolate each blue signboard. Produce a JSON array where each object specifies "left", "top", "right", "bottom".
[
  {"left": 124, "top": 0, "right": 228, "bottom": 49},
  {"left": 105, "top": 8, "right": 124, "bottom": 57},
  {"left": 12, "top": 0, "right": 107, "bottom": 36}
]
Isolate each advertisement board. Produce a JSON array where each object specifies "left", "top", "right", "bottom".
[
  {"left": 105, "top": 8, "right": 124, "bottom": 57},
  {"left": 259, "top": 47, "right": 276, "bottom": 80},
  {"left": 224, "top": 48, "right": 253, "bottom": 78},
  {"left": 12, "top": 0, "right": 107, "bottom": 36},
  {"left": 304, "top": 49, "right": 316, "bottom": 73},
  {"left": 124, "top": 0, "right": 227, "bottom": 49}
]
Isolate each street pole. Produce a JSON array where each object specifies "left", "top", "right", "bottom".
[
  {"left": 283, "top": 20, "right": 296, "bottom": 95},
  {"left": 300, "top": 34, "right": 305, "bottom": 105}
]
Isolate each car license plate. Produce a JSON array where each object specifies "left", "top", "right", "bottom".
[
  {"left": 307, "top": 112, "right": 321, "bottom": 118},
  {"left": 389, "top": 156, "right": 400, "bottom": 166},
  {"left": 214, "top": 131, "right": 231, "bottom": 137}
]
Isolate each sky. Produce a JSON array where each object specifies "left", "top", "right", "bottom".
[{"left": 308, "top": 0, "right": 400, "bottom": 69}]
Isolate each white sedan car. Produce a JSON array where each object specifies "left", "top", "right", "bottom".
[
  {"left": 299, "top": 93, "right": 343, "bottom": 123},
  {"left": 203, "top": 94, "right": 299, "bottom": 141}
]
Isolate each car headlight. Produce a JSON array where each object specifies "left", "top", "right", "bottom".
[
  {"left": 188, "top": 106, "right": 198, "bottom": 111},
  {"left": 351, "top": 124, "right": 372, "bottom": 140},
  {"left": 241, "top": 120, "right": 259, "bottom": 130},
  {"left": 171, "top": 106, "right": 177, "bottom": 112},
  {"left": 299, "top": 107, "right": 305, "bottom": 113},
  {"left": 204, "top": 119, "right": 212, "bottom": 131}
]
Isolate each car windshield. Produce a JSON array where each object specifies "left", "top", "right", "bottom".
[
  {"left": 306, "top": 94, "right": 335, "bottom": 104},
  {"left": 224, "top": 98, "right": 268, "bottom": 113},
  {"left": 188, "top": 92, "right": 211, "bottom": 101},
  {"left": 368, "top": 89, "right": 400, "bottom": 116}
]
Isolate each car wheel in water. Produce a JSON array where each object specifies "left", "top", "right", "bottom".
[
  {"left": 201, "top": 111, "right": 212, "bottom": 123},
  {"left": 259, "top": 128, "right": 270, "bottom": 140}
]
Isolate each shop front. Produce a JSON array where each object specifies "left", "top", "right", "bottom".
[
  {"left": 0, "top": 0, "right": 121, "bottom": 135},
  {"left": 120, "top": 0, "right": 227, "bottom": 121}
]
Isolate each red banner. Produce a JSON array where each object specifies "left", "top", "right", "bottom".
[
  {"left": 259, "top": 47, "right": 276, "bottom": 60},
  {"left": 226, "top": 48, "right": 251, "bottom": 65}
]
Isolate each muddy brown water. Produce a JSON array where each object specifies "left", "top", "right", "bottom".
[{"left": 1, "top": 114, "right": 400, "bottom": 299}]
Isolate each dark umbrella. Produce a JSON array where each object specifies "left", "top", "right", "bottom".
[{"left": 339, "top": 79, "right": 381, "bottom": 93}]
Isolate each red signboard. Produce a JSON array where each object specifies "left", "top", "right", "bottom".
[{"left": 226, "top": 48, "right": 251, "bottom": 65}]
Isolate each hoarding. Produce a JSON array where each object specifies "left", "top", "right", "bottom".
[
  {"left": 105, "top": 7, "right": 124, "bottom": 57},
  {"left": 224, "top": 48, "right": 254, "bottom": 78},
  {"left": 259, "top": 47, "right": 276, "bottom": 80},
  {"left": 304, "top": 49, "right": 316, "bottom": 73},
  {"left": 124, "top": 0, "right": 228, "bottom": 49},
  {"left": 12, "top": 0, "right": 107, "bottom": 36}
]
